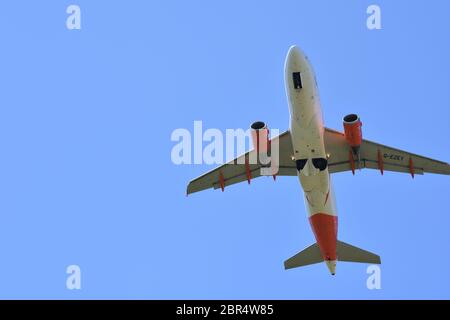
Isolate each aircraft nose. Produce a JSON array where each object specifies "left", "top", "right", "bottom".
[
  {"left": 285, "top": 45, "right": 307, "bottom": 72},
  {"left": 287, "top": 45, "right": 302, "bottom": 59}
]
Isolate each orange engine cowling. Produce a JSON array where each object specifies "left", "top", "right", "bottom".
[
  {"left": 343, "top": 114, "right": 362, "bottom": 154},
  {"left": 250, "top": 121, "right": 270, "bottom": 158}
]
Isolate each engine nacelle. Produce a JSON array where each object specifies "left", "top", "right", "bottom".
[
  {"left": 343, "top": 114, "right": 362, "bottom": 154},
  {"left": 250, "top": 121, "right": 270, "bottom": 156}
]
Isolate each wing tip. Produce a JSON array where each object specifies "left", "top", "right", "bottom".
[{"left": 186, "top": 182, "right": 194, "bottom": 196}]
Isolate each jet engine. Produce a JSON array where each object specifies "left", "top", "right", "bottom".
[{"left": 343, "top": 114, "right": 362, "bottom": 154}]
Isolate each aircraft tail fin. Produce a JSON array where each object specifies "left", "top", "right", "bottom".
[
  {"left": 284, "top": 240, "right": 381, "bottom": 270},
  {"left": 336, "top": 240, "right": 381, "bottom": 264}
]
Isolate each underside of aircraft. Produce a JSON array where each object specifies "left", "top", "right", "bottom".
[{"left": 187, "top": 45, "right": 450, "bottom": 275}]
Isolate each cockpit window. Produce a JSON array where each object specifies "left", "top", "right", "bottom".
[
  {"left": 312, "top": 158, "right": 328, "bottom": 171},
  {"left": 296, "top": 159, "right": 307, "bottom": 171},
  {"left": 292, "top": 72, "right": 302, "bottom": 89}
]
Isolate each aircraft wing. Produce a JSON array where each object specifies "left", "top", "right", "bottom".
[
  {"left": 324, "top": 127, "right": 450, "bottom": 175},
  {"left": 187, "top": 131, "right": 297, "bottom": 195}
]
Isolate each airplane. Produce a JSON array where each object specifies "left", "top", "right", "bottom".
[{"left": 187, "top": 45, "right": 450, "bottom": 275}]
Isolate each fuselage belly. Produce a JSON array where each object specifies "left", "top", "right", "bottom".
[{"left": 284, "top": 46, "right": 337, "bottom": 274}]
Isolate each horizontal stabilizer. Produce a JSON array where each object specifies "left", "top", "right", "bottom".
[
  {"left": 284, "top": 243, "right": 322, "bottom": 269},
  {"left": 284, "top": 240, "right": 381, "bottom": 270},
  {"left": 336, "top": 240, "right": 381, "bottom": 264}
]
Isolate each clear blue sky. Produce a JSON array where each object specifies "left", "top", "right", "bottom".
[{"left": 0, "top": 0, "right": 449, "bottom": 299}]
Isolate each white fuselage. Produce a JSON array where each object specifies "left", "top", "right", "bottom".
[{"left": 284, "top": 46, "right": 338, "bottom": 271}]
